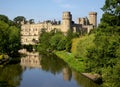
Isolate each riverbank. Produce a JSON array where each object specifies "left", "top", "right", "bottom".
[
  {"left": 81, "top": 73, "right": 102, "bottom": 84},
  {"left": 54, "top": 51, "right": 102, "bottom": 84},
  {"left": 54, "top": 51, "right": 85, "bottom": 72}
]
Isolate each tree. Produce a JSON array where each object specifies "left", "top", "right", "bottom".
[
  {"left": 57, "top": 37, "right": 67, "bottom": 50},
  {"left": 7, "top": 26, "right": 21, "bottom": 55},
  {"left": 0, "top": 21, "right": 9, "bottom": 54},
  {"left": 85, "top": 0, "right": 120, "bottom": 86},
  {"left": 29, "top": 19, "right": 34, "bottom": 24},
  {"left": 37, "top": 31, "right": 51, "bottom": 53},
  {"left": 0, "top": 14, "right": 21, "bottom": 56},
  {"left": 50, "top": 34, "right": 63, "bottom": 50},
  {"left": 100, "top": 0, "right": 120, "bottom": 26},
  {"left": 13, "top": 16, "right": 26, "bottom": 28},
  {"left": 0, "top": 14, "right": 9, "bottom": 23},
  {"left": 65, "top": 30, "right": 79, "bottom": 52}
]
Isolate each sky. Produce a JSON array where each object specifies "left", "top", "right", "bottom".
[{"left": 0, "top": 0, "right": 105, "bottom": 24}]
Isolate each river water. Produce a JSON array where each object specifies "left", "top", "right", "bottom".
[{"left": 0, "top": 52, "right": 100, "bottom": 87}]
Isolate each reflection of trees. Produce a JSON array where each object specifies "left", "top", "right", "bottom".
[
  {"left": 0, "top": 64, "right": 22, "bottom": 87},
  {"left": 73, "top": 71, "right": 100, "bottom": 87},
  {"left": 40, "top": 54, "right": 68, "bottom": 75}
]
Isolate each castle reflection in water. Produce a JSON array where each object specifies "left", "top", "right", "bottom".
[
  {"left": 20, "top": 52, "right": 42, "bottom": 69},
  {"left": 20, "top": 52, "right": 100, "bottom": 87},
  {"left": 20, "top": 52, "right": 72, "bottom": 81}
]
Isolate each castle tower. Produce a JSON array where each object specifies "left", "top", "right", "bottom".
[
  {"left": 77, "top": 18, "right": 85, "bottom": 25},
  {"left": 62, "top": 12, "right": 72, "bottom": 32},
  {"left": 89, "top": 12, "right": 97, "bottom": 27}
]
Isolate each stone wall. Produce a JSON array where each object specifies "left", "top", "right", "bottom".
[{"left": 21, "top": 11, "right": 97, "bottom": 45}]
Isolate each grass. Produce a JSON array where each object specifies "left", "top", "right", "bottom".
[{"left": 54, "top": 51, "right": 85, "bottom": 72}]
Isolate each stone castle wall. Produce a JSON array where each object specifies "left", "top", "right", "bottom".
[{"left": 21, "top": 11, "right": 97, "bottom": 45}]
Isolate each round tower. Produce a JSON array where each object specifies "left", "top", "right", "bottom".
[
  {"left": 89, "top": 12, "right": 97, "bottom": 27},
  {"left": 62, "top": 12, "right": 72, "bottom": 32}
]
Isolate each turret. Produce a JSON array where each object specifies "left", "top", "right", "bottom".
[
  {"left": 89, "top": 12, "right": 97, "bottom": 27},
  {"left": 77, "top": 18, "right": 85, "bottom": 25},
  {"left": 62, "top": 12, "right": 72, "bottom": 32}
]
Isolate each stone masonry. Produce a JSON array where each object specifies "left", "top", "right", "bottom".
[{"left": 21, "top": 11, "right": 97, "bottom": 45}]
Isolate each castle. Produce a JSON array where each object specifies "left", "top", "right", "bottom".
[{"left": 21, "top": 11, "right": 97, "bottom": 45}]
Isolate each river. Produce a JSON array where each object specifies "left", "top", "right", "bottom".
[{"left": 0, "top": 52, "right": 100, "bottom": 87}]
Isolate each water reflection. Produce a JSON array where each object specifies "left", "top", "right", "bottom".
[
  {"left": 0, "top": 52, "right": 100, "bottom": 87},
  {"left": 20, "top": 52, "right": 72, "bottom": 82},
  {"left": 73, "top": 72, "right": 100, "bottom": 87},
  {"left": 20, "top": 52, "right": 42, "bottom": 69},
  {"left": 19, "top": 52, "right": 100, "bottom": 87},
  {"left": 0, "top": 64, "right": 23, "bottom": 87},
  {"left": 62, "top": 67, "right": 72, "bottom": 81}
]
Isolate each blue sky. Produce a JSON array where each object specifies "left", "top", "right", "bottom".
[{"left": 0, "top": 0, "right": 105, "bottom": 24}]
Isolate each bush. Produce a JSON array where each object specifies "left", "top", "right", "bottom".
[{"left": 72, "top": 34, "right": 95, "bottom": 58}]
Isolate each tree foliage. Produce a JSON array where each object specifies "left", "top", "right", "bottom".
[
  {"left": 36, "top": 29, "right": 79, "bottom": 53},
  {"left": 0, "top": 14, "right": 21, "bottom": 56},
  {"left": 13, "top": 16, "right": 26, "bottom": 28},
  {"left": 100, "top": 0, "right": 120, "bottom": 26},
  {"left": 72, "top": 34, "right": 95, "bottom": 59},
  {"left": 84, "top": 0, "right": 120, "bottom": 86}
]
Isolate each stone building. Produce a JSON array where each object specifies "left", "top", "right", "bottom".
[{"left": 21, "top": 11, "right": 97, "bottom": 45}]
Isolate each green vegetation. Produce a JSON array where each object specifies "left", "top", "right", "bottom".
[
  {"left": 0, "top": 14, "right": 21, "bottom": 57},
  {"left": 13, "top": 16, "right": 26, "bottom": 28},
  {"left": 0, "top": 0, "right": 119, "bottom": 86},
  {"left": 55, "top": 51, "right": 85, "bottom": 72},
  {"left": 84, "top": 0, "right": 120, "bottom": 87},
  {"left": 36, "top": 29, "right": 79, "bottom": 53},
  {"left": 71, "top": 34, "right": 95, "bottom": 59},
  {"left": 55, "top": 1, "right": 120, "bottom": 87}
]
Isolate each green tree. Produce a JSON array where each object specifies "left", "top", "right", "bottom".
[
  {"left": 29, "top": 19, "right": 34, "bottom": 24},
  {"left": 13, "top": 16, "right": 26, "bottom": 28},
  {"left": 37, "top": 30, "right": 51, "bottom": 53},
  {"left": 50, "top": 34, "right": 63, "bottom": 50},
  {"left": 0, "top": 14, "right": 21, "bottom": 56},
  {"left": 37, "top": 28, "right": 65, "bottom": 52},
  {"left": 100, "top": 0, "right": 120, "bottom": 26},
  {"left": 0, "top": 21, "right": 9, "bottom": 54},
  {"left": 85, "top": 0, "right": 120, "bottom": 86},
  {"left": 57, "top": 37, "right": 67, "bottom": 50},
  {"left": 7, "top": 26, "right": 21, "bottom": 55},
  {"left": 65, "top": 30, "right": 79, "bottom": 52},
  {"left": 0, "top": 14, "right": 9, "bottom": 23}
]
